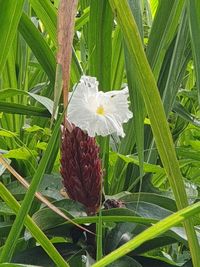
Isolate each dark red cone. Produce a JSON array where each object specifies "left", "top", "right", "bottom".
[{"left": 60, "top": 126, "right": 102, "bottom": 215}]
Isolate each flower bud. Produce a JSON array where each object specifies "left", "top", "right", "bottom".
[{"left": 60, "top": 126, "right": 102, "bottom": 215}]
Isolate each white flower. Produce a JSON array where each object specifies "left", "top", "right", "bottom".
[{"left": 67, "top": 76, "right": 133, "bottom": 137}]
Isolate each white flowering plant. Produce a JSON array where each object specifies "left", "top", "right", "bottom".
[{"left": 67, "top": 75, "right": 133, "bottom": 138}]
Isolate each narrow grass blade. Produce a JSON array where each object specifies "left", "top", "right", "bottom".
[
  {"left": 187, "top": 0, "right": 200, "bottom": 105},
  {"left": 162, "top": 10, "right": 190, "bottom": 116},
  {"left": 18, "top": 13, "right": 56, "bottom": 83},
  {"left": 0, "top": 0, "right": 25, "bottom": 73},
  {"left": 0, "top": 102, "right": 50, "bottom": 117},
  {"left": 88, "top": 0, "right": 113, "bottom": 90},
  {"left": 146, "top": 0, "right": 185, "bottom": 80},
  {"left": 124, "top": 0, "right": 145, "bottom": 192},
  {"left": 109, "top": 1, "right": 200, "bottom": 266},
  {"left": 111, "top": 26, "right": 124, "bottom": 89},
  {"left": 145, "top": 9, "right": 190, "bottom": 165},
  {"left": 87, "top": 0, "right": 113, "bottom": 193},
  {"left": 0, "top": 183, "right": 69, "bottom": 267},
  {"left": 30, "top": 0, "right": 57, "bottom": 45},
  {"left": 96, "top": 210, "right": 103, "bottom": 261}
]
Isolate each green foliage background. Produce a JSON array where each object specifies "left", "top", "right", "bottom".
[{"left": 0, "top": 0, "right": 200, "bottom": 266}]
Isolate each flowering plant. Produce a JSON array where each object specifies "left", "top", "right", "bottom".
[
  {"left": 67, "top": 76, "right": 133, "bottom": 137},
  {"left": 61, "top": 76, "right": 132, "bottom": 214}
]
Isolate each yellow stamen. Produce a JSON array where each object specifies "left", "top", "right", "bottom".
[{"left": 96, "top": 105, "right": 105, "bottom": 115}]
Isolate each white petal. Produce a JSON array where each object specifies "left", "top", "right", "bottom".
[
  {"left": 105, "top": 86, "right": 129, "bottom": 97},
  {"left": 67, "top": 76, "right": 133, "bottom": 137}
]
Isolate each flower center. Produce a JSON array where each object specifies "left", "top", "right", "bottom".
[{"left": 96, "top": 105, "right": 105, "bottom": 116}]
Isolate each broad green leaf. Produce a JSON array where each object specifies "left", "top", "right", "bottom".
[
  {"left": 12, "top": 243, "right": 83, "bottom": 267},
  {"left": 28, "top": 92, "right": 56, "bottom": 117},
  {"left": 24, "top": 125, "right": 43, "bottom": 133},
  {"left": 3, "top": 148, "right": 37, "bottom": 160},
  {"left": 32, "top": 199, "right": 86, "bottom": 232},
  {"left": 114, "top": 152, "right": 164, "bottom": 174},
  {"left": 93, "top": 198, "right": 200, "bottom": 266},
  {"left": 108, "top": 256, "right": 142, "bottom": 267},
  {"left": 120, "top": 193, "right": 177, "bottom": 212},
  {"left": 5, "top": 174, "right": 63, "bottom": 201},
  {"left": 0, "top": 130, "right": 17, "bottom": 138},
  {"left": 0, "top": 222, "right": 12, "bottom": 238},
  {"left": 105, "top": 222, "right": 178, "bottom": 257},
  {"left": 133, "top": 255, "right": 188, "bottom": 267},
  {"left": 0, "top": 203, "right": 14, "bottom": 216}
]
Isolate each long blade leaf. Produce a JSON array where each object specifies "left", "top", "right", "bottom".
[{"left": 108, "top": 1, "right": 200, "bottom": 266}]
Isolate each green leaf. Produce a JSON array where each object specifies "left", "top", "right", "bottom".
[
  {"left": 0, "top": 130, "right": 17, "bottom": 138},
  {"left": 29, "top": 0, "right": 82, "bottom": 85},
  {"left": 0, "top": 264, "right": 42, "bottom": 267},
  {"left": 174, "top": 101, "right": 200, "bottom": 127},
  {"left": 75, "top": 7, "right": 90, "bottom": 30},
  {"left": 0, "top": 182, "right": 69, "bottom": 267},
  {"left": 30, "top": 0, "right": 57, "bottom": 45},
  {"left": 113, "top": 152, "right": 164, "bottom": 174},
  {"left": 32, "top": 199, "right": 87, "bottom": 232},
  {"left": 0, "top": 89, "right": 27, "bottom": 100},
  {"left": 111, "top": 26, "right": 125, "bottom": 89},
  {"left": 108, "top": 1, "right": 200, "bottom": 266},
  {"left": 88, "top": 0, "right": 113, "bottom": 90},
  {"left": 188, "top": 0, "right": 200, "bottom": 105},
  {"left": 146, "top": 0, "right": 185, "bottom": 80},
  {"left": 18, "top": 13, "right": 56, "bottom": 83},
  {"left": 93, "top": 198, "right": 200, "bottom": 266},
  {"left": 0, "top": 0, "right": 25, "bottom": 73},
  {"left": 28, "top": 92, "right": 56, "bottom": 117},
  {"left": 3, "top": 148, "right": 37, "bottom": 160},
  {"left": 0, "top": 102, "right": 51, "bottom": 117},
  {"left": 108, "top": 256, "right": 142, "bottom": 267},
  {"left": 0, "top": 89, "right": 56, "bottom": 117},
  {"left": 0, "top": 222, "right": 12, "bottom": 238},
  {"left": 0, "top": 112, "right": 64, "bottom": 262},
  {"left": 120, "top": 193, "right": 177, "bottom": 212},
  {"left": 12, "top": 243, "right": 82, "bottom": 267}
]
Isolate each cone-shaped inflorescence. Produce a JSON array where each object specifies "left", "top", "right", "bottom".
[{"left": 60, "top": 126, "right": 102, "bottom": 215}]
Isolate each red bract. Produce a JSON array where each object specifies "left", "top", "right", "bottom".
[{"left": 60, "top": 126, "right": 102, "bottom": 215}]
